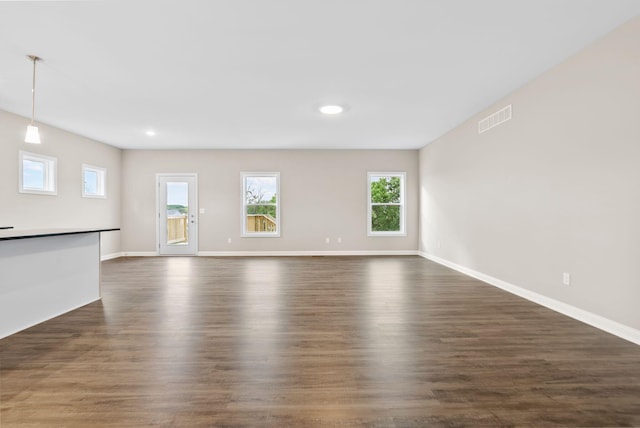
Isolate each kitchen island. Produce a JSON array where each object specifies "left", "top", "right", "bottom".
[{"left": 0, "top": 228, "right": 119, "bottom": 338}]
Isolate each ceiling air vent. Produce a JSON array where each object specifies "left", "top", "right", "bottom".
[{"left": 478, "top": 104, "right": 512, "bottom": 134}]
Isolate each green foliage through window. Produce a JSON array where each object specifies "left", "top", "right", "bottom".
[
  {"left": 370, "top": 176, "right": 401, "bottom": 203},
  {"left": 371, "top": 204, "right": 400, "bottom": 232},
  {"left": 369, "top": 174, "right": 404, "bottom": 234},
  {"left": 246, "top": 200, "right": 277, "bottom": 219},
  {"left": 167, "top": 204, "right": 188, "bottom": 214}
]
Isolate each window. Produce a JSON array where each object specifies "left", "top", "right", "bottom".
[
  {"left": 368, "top": 172, "right": 406, "bottom": 236},
  {"left": 242, "top": 172, "right": 280, "bottom": 237},
  {"left": 19, "top": 151, "right": 57, "bottom": 195},
  {"left": 82, "top": 164, "right": 106, "bottom": 198}
]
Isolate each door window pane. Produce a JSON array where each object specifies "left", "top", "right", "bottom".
[{"left": 166, "top": 182, "right": 189, "bottom": 245}]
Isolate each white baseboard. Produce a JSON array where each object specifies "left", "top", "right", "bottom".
[
  {"left": 419, "top": 251, "right": 640, "bottom": 346},
  {"left": 197, "top": 250, "right": 419, "bottom": 257},
  {"left": 100, "top": 252, "right": 122, "bottom": 261},
  {"left": 109, "top": 250, "right": 419, "bottom": 258},
  {"left": 119, "top": 251, "right": 158, "bottom": 257}
]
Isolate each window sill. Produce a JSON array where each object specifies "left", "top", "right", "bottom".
[{"left": 241, "top": 233, "right": 281, "bottom": 238}]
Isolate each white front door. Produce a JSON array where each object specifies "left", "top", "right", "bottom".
[{"left": 157, "top": 174, "right": 198, "bottom": 255}]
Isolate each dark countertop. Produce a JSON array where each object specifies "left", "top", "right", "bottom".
[{"left": 0, "top": 228, "right": 120, "bottom": 241}]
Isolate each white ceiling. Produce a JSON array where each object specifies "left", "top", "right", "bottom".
[{"left": 1, "top": 1, "right": 639, "bottom": 150}]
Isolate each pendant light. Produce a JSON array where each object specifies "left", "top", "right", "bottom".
[{"left": 25, "top": 55, "right": 42, "bottom": 144}]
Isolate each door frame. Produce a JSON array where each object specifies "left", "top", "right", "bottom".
[{"left": 156, "top": 173, "right": 198, "bottom": 256}]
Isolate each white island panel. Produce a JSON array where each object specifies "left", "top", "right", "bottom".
[{"left": 0, "top": 232, "right": 101, "bottom": 338}]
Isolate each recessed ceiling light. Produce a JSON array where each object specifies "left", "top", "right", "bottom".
[
  {"left": 145, "top": 130, "right": 156, "bottom": 137},
  {"left": 319, "top": 104, "right": 345, "bottom": 115}
]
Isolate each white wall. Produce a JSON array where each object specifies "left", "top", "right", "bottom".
[
  {"left": 122, "top": 149, "right": 418, "bottom": 253},
  {"left": 0, "top": 109, "right": 121, "bottom": 256},
  {"left": 419, "top": 17, "right": 640, "bottom": 333}
]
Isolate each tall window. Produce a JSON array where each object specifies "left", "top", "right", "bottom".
[
  {"left": 82, "top": 164, "right": 106, "bottom": 198},
  {"left": 368, "top": 172, "right": 406, "bottom": 236},
  {"left": 242, "top": 172, "right": 280, "bottom": 237},
  {"left": 19, "top": 151, "right": 57, "bottom": 195}
]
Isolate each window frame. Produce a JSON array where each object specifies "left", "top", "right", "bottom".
[
  {"left": 82, "top": 164, "right": 107, "bottom": 199},
  {"left": 241, "top": 172, "right": 281, "bottom": 238},
  {"left": 19, "top": 151, "right": 57, "bottom": 196},
  {"left": 367, "top": 171, "right": 406, "bottom": 237}
]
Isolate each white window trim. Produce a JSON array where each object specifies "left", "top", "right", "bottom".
[
  {"left": 241, "top": 172, "right": 281, "bottom": 238},
  {"left": 367, "top": 171, "right": 406, "bottom": 237},
  {"left": 19, "top": 150, "right": 57, "bottom": 196},
  {"left": 82, "top": 164, "right": 107, "bottom": 199}
]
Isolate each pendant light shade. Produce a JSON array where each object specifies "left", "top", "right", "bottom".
[
  {"left": 25, "top": 55, "right": 42, "bottom": 144},
  {"left": 25, "top": 125, "right": 41, "bottom": 144}
]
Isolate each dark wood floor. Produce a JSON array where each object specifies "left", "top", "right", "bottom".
[{"left": 1, "top": 256, "right": 639, "bottom": 427}]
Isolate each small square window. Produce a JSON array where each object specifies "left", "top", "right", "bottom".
[
  {"left": 19, "top": 151, "right": 57, "bottom": 195},
  {"left": 82, "top": 164, "right": 106, "bottom": 198}
]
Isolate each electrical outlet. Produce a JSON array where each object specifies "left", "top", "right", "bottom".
[
  {"left": 227, "top": 238, "right": 232, "bottom": 244},
  {"left": 562, "top": 272, "right": 571, "bottom": 286},
  {"left": 337, "top": 237, "right": 342, "bottom": 244},
  {"left": 325, "top": 237, "right": 330, "bottom": 244}
]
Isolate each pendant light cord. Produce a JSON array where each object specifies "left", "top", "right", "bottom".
[
  {"left": 31, "top": 57, "right": 36, "bottom": 125},
  {"left": 28, "top": 55, "right": 40, "bottom": 126}
]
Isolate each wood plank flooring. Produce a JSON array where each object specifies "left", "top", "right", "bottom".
[{"left": 1, "top": 256, "right": 640, "bottom": 427}]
